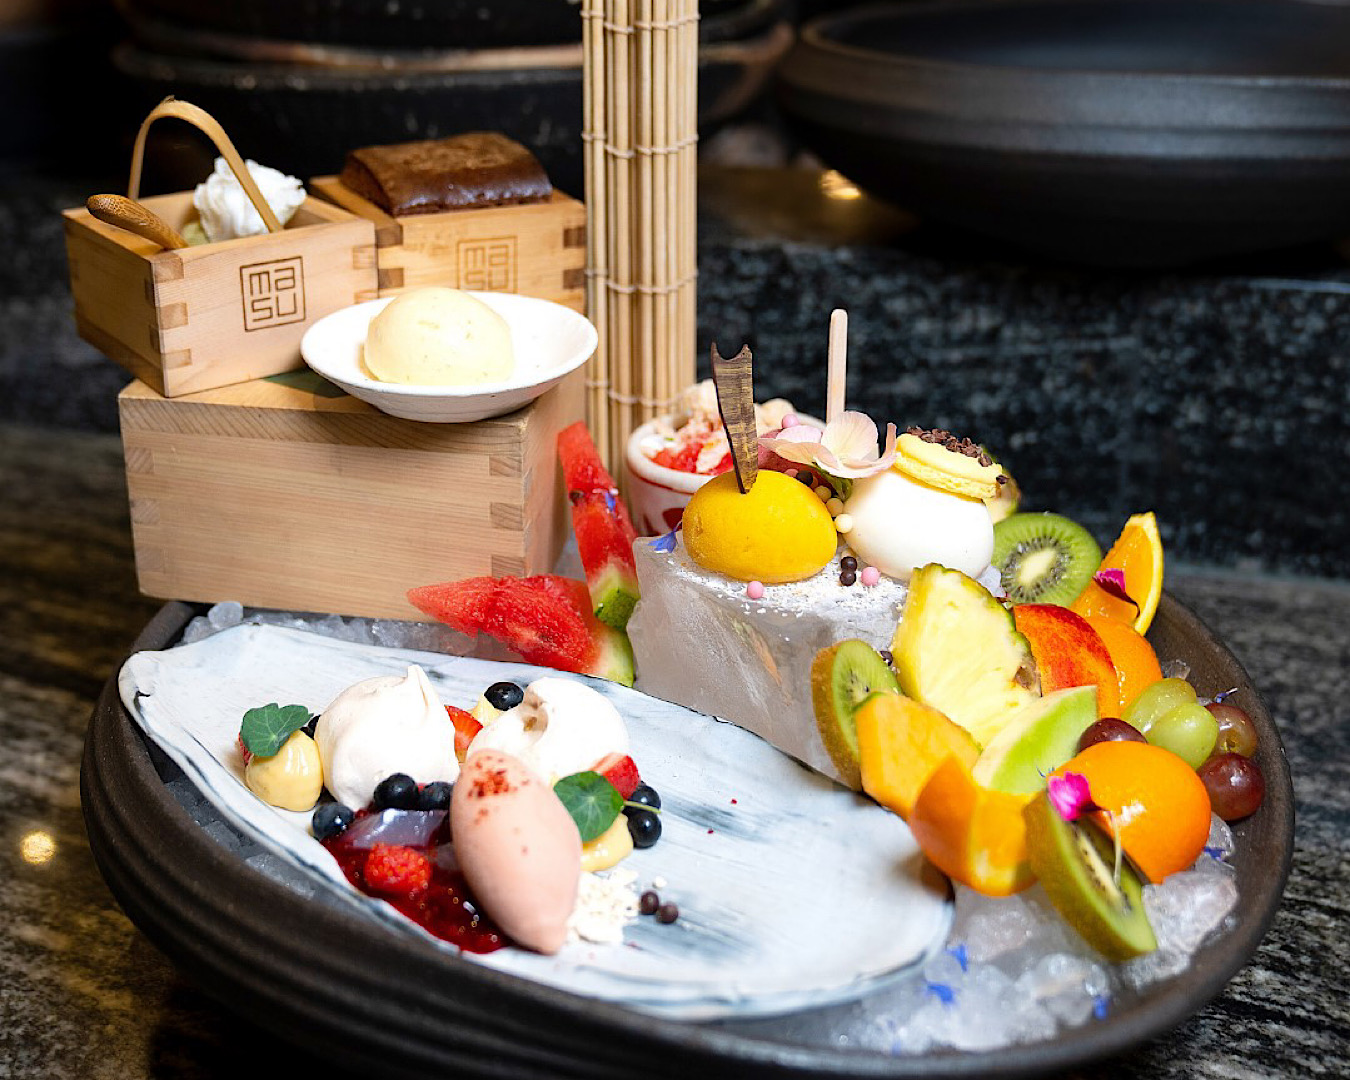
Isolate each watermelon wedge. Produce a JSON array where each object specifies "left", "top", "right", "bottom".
[
  {"left": 408, "top": 574, "right": 634, "bottom": 686},
  {"left": 557, "top": 422, "right": 640, "bottom": 630}
]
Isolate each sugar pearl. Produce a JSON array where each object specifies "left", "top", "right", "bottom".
[
  {"left": 781, "top": 413, "right": 800, "bottom": 428},
  {"left": 834, "top": 513, "right": 854, "bottom": 534},
  {"left": 785, "top": 468, "right": 798, "bottom": 478},
  {"left": 826, "top": 497, "right": 845, "bottom": 516},
  {"left": 814, "top": 485, "right": 831, "bottom": 501},
  {"left": 861, "top": 565, "right": 881, "bottom": 587},
  {"left": 746, "top": 580, "right": 765, "bottom": 600}
]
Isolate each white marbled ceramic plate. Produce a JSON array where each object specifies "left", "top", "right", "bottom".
[{"left": 119, "top": 623, "right": 951, "bottom": 1020}]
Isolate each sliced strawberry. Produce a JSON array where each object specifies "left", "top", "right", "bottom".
[
  {"left": 592, "top": 752, "right": 641, "bottom": 799},
  {"left": 236, "top": 732, "right": 254, "bottom": 767},
  {"left": 445, "top": 704, "right": 483, "bottom": 760}
]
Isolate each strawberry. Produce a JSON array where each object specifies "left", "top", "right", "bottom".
[
  {"left": 592, "top": 752, "right": 641, "bottom": 799},
  {"left": 236, "top": 732, "right": 254, "bottom": 767},
  {"left": 362, "top": 843, "right": 431, "bottom": 897},
  {"left": 445, "top": 704, "right": 483, "bottom": 760}
]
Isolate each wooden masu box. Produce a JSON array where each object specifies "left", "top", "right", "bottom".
[
  {"left": 118, "top": 369, "right": 584, "bottom": 621},
  {"left": 309, "top": 175, "right": 587, "bottom": 311},
  {"left": 63, "top": 99, "right": 378, "bottom": 399},
  {"left": 65, "top": 195, "right": 377, "bottom": 398}
]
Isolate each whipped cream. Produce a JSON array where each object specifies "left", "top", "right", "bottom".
[
  {"left": 315, "top": 665, "right": 459, "bottom": 809},
  {"left": 466, "top": 677, "right": 628, "bottom": 784},
  {"left": 193, "top": 156, "right": 306, "bottom": 242}
]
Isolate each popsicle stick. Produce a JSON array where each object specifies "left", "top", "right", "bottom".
[
  {"left": 827, "top": 308, "right": 848, "bottom": 423},
  {"left": 710, "top": 343, "right": 758, "bottom": 493}
]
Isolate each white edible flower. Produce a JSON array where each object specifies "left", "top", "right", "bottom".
[{"left": 760, "top": 412, "right": 898, "bottom": 479}]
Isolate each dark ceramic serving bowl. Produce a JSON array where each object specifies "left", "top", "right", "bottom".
[
  {"left": 81, "top": 595, "right": 1293, "bottom": 1079},
  {"left": 777, "top": 0, "right": 1350, "bottom": 267},
  {"left": 113, "top": 9, "right": 793, "bottom": 198}
]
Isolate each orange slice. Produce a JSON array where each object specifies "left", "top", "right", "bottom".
[
  {"left": 1051, "top": 741, "right": 1211, "bottom": 884},
  {"left": 1079, "top": 613, "right": 1164, "bottom": 713},
  {"left": 1069, "top": 512, "right": 1163, "bottom": 635}
]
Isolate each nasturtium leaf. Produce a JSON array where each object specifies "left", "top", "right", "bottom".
[
  {"left": 239, "top": 703, "right": 312, "bottom": 758},
  {"left": 554, "top": 771, "right": 623, "bottom": 842}
]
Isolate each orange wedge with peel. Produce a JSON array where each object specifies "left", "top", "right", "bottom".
[
  {"left": 1051, "top": 741, "right": 1211, "bottom": 884},
  {"left": 907, "top": 754, "right": 1036, "bottom": 897},
  {"left": 1069, "top": 512, "right": 1164, "bottom": 635},
  {"left": 1079, "top": 613, "right": 1164, "bottom": 713}
]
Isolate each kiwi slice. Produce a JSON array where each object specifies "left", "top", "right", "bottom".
[
  {"left": 1024, "top": 793, "right": 1156, "bottom": 961},
  {"left": 810, "top": 640, "right": 900, "bottom": 790},
  {"left": 991, "top": 512, "right": 1102, "bottom": 606}
]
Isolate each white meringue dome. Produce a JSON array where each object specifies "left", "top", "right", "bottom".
[{"left": 842, "top": 468, "right": 994, "bottom": 581}]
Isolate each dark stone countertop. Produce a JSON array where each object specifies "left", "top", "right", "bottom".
[{"left": 2, "top": 420, "right": 1348, "bottom": 1078}]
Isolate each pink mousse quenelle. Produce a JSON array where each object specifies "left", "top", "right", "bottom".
[{"left": 451, "top": 749, "right": 583, "bottom": 955}]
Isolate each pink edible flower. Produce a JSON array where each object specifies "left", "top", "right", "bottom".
[
  {"left": 1092, "top": 568, "right": 1139, "bottom": 612},
  {"left": 759, "top": 412, "right": 898, "bottom": 480},
  {"left": 1047, "top": 771, "right": 1096, "bottom": 821}
]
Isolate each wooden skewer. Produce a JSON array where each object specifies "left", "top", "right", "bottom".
[
  {"left": 86, "top": 193, "right": 188, "bottom": 250},
  {"left": 827, "top": 308, "right": 848, "bottom": 423}
]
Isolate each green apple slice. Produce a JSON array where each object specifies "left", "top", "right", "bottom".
[{"left": 972, "top": 685, "right": 1099, "bottom": 795}]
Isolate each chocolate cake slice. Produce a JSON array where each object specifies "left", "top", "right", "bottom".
[{"left": 340, "top": 132, "right": 552, "bottom": 216}]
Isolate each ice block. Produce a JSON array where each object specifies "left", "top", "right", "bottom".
[{"left": 628, "top": 536, "right": 910, "bottom": 784}]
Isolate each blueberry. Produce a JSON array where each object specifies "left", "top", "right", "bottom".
[
  {"left": 484, "top": 681, "right": 524, "bottom": 711},
  {"left": 303, "top": 713, "right": 320, "bottom": 739},
  {"left": 417, "top": 781, "right": 454, "bottom": 811},
  {"left": 312, "top": 802, "right": 355, "bottom": 841},
  {"left": 625, "top": 807, "right": 662, "bottom": 848},
  {"left": 372, "top": 773, "right": 420, "bottom": 811},
  {"left": 628, "top": 783, "right": 661, "bottom": 810}
]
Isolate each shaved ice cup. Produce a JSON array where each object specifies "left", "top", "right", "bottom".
[{"left": 624, "top": 415, "right": 712, "bottom": 536}]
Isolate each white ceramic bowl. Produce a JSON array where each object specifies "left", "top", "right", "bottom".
[
  {"left": 624, "top": 416, "right": 710, "bottom": 536},
  {"left": 625, "top": 411, "right": 826, "bottom": 536},
  {"left": 299, "top": 292, "right": 597, "bottom": 423}
]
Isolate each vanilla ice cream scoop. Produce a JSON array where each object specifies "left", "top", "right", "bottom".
[
  {"left": 363, "top": 287, "right": 514, "bottom": 386},
  {"left": 193, "top": 156, "right": 306, "bottom": 243},
  {"left": 843, "top": 467, "right": 994, "bottom": 581},
  {"left": 466, "top": 677, "right": 628, "bottom": 784},
  {"left": 315, "top": 664, "right": 459, "bottom": 809}
]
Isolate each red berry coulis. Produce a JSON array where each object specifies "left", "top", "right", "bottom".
[{"left": 322, "top": 811, "right": 510, "bottom": 954}]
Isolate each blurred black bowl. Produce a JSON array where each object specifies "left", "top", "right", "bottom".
[
  {"left": 112, "top": 0, "right": 793, "bottom": 196},
  {"left": 119, "top": 0, "right": 760, "bottom": 51},
  {"left": 777, "top": 0, "right": 1350, "bottom": 267}
]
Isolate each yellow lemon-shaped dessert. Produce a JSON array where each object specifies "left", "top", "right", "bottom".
[{"left": 682, "top": 471, "right": 837, "bottom": 582}]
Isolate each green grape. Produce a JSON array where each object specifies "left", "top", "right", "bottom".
[
  {"left": 1123, "top": 677, "right": 1197, "bottom": 733},
  {"left": 1144, "top": 702, "right": 1219, "bottom": 769}
]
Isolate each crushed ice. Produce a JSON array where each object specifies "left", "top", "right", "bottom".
[{"left": 175, "top": 601, "right": 1243, "bottom": 1055}]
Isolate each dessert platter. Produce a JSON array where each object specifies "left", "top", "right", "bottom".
[
  {"left": 73, "top": 102, "right": 1292, "bottom": 1079},
  {"left": 82, "top": 339, "right": 1293, "bottom": 1080}
]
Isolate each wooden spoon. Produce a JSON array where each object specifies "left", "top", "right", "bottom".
[{"left": 86, "top": 193, "right": 189, "bottom": 250}]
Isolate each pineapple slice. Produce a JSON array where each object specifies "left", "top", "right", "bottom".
[{"left": 891, "top": 564, "right": 1040, "bottom": 748}]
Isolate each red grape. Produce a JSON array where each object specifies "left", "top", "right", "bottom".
[
  {"left": 1206, "top": 702, "right": 1259, "bottom": 758},
  {"left": 1197, "top": 753, "right": 1266, "bottom": 821},
  {"left": 1077, "top": 718, "right": 1148, "bottom": 753}
]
